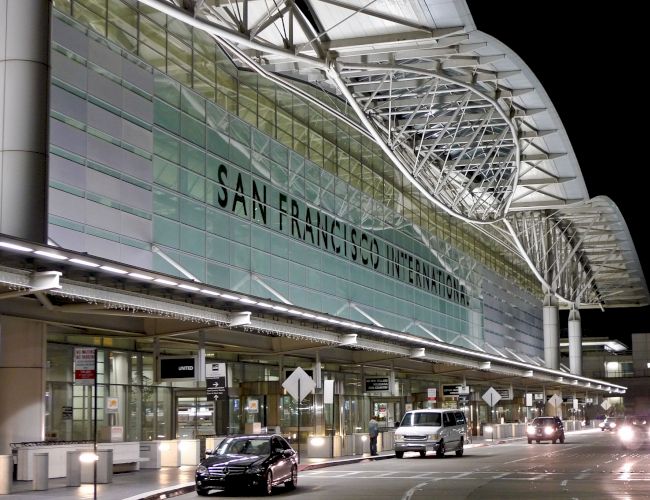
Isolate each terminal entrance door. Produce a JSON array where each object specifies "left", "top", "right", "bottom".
[{"left": 175, "top": 391, "right": 215, "bottom": 439}]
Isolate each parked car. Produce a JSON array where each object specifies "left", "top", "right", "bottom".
[
  {"left": 195, "top": 434, "right": 298, "bottom": 496},
  {"left": 527, "top": 416, "right": 565, "bottom": 444},
  {"left": 394, "top": 409, "right": 467, "bottom": 458},
  {"left": 599, "top": 416, "right": 626, "bottom": 431}
]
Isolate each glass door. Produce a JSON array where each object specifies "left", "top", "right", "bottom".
[{"left": 175, "top": 393, "right": 215, "bottom": 439}]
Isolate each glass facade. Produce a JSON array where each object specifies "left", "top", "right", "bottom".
[{"left": 42, "top": 2, "right": 548, "bottom": 443}]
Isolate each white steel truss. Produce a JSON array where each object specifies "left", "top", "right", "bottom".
[{"left": 135, "top": 0, "right": 647, "bottom": 308}]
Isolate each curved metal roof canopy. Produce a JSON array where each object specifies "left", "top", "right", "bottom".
[{"left": 138, "top": 0, "right": 648, "bottom": 309}]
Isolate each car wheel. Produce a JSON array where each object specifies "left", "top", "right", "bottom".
[
  {"left": 552, "top": 439, "right": 557, "bottom": 444},
  {"left": 419, "top": 451, "right": 426, "bottom": 457},
  {"left": 262, "top": 470, "right": 273, "bottom": 496},
  {"left": 536, "top": 440, "right": 540, "bottom": 443},
  {"left": 560, "top": 435, "right": 565, "bottom": 444},
  {"left": 196, "top": 487, "right": 209, "bottom": 497},
  {"left": 527, "top": 438, "right": 532, "bottom": 444},
  {"left": 395, "top": 451, "right": 404, "bottom": 458},
  {"left": 455, "top": 440, "right": 464, "bottom": 457},
  {"left": 436, "top": 441, "right": 446, "bottom": 457},
  {"left": 285, "top": 465, "right": 297, "bottom": 490}
]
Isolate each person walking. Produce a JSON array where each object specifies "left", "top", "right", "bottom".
[{"left": 368, "top": 415, "right": 379, "bottom": 456}]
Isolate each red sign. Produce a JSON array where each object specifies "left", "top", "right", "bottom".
[{"left": 74, "top": 347, "right": 96, "bottom": 385}]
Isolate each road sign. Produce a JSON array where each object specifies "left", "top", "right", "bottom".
[
  {"left": 548, "top": 394, "right": 563, "bottom": 407},
  {"left": 282, "top": 367, "right": 315, "bottom": 402},
  {"left": 482, "top": 387, "right": 502, "bottom": 407},
  {"left": 427, "top": 388, "right": 437, "bottom": 401},
  {"left": 601, "top": 399, "right": 611, "bottom": 410}
]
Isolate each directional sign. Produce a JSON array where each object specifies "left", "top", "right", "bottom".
[
  {"left": 601, "top": 399, "right": 611, "bottom": 410},
  {"left": 482, "top": 387, "right": 502, "bottom": 407},
  {"left": 282, "top": 367, "right": 316, "bottom": 402},
  {"left": 548, "top": 394, "right": 563, "bottom": 407},
  {"left": 206, "top": 362, "right": 227, "bottom": 401}
]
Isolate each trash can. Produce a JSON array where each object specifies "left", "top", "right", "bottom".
[
  {"left": 33, "top": 453, "right": 48, "bottom": 491},
  {"left": 0, "top": 455, "right": 12, "bottom": 494},
  {"left": 66, "top": 451, "right": 81, "bottom": 487}
]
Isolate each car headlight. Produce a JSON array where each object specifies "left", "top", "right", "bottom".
[
  {"left": 599, "top": 422, "right": 605, "bottom": 428},
  {"left": 197, "top": 465, "right": 208, "bottom": 474},
  {"left": 544, "top": 426, "right": 554, "bottom": 435},
  {"left": 610, "top": 422, "right": 617, "bottom": 429},
  {"left": 527, "top": 426, "right": 535, "bottom": 434},
  {"left": 618, "top": 426, "right": 634, "bottom": 442},
  {"left": 427, "top": 433, "right": 440, "bottom": 441},
  {"left": 394, "top": 434, "right": 404, "bottom": 442}
]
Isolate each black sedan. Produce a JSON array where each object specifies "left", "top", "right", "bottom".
[{"left": 195, "top": 434, "right": 298, "bottom": 496}]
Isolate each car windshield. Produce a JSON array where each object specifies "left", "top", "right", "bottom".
[
  {"left": 215, "top": 438, "right": 271, "bottom": 456},
  {"left": 533, "top": 418, "right": 556, "bottom": 426},
  {"left": 402, "top": 412, "right": 441, "bottom": 427}
]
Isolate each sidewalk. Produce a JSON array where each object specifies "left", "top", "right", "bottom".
[{"left": 0, "top": 433, "right": 562, "bottom": 500}]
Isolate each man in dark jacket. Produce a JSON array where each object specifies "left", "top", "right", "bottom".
[{"left": 368, "top": 415, "right": 379, "bottom": 456}]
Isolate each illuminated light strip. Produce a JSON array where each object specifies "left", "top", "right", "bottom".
[
  {"left": 129, "top": 272, "right": 154, "bottom": 280},
  {"left": 34, "top": 250, "right": 67, "bottom": 260},
  {"left": 70, "top": 258, "right": 100, "bottom": 267},
  {"left": 179, "top": 284, "right": 200, "bottom": 291},
  {"left": 154, "top": 278, "right": 178, "bottom": 286},
  {"left": 200, "top": 289, "right": 221, "bottom": 297},
  {"left": 100, "top": 265, "right": 128, "bottom": 274},
  {"left": 0, "top": 241, "right": 33, "bottom": 252},
  {"left": 220, "top": 293, "right": 240, "bottom": 300}
]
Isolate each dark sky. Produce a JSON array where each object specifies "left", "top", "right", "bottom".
[{"left": 466, "top": 1, "right": 649, "bottom": 345}]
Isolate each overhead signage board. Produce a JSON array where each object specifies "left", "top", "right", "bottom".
[
  {"left": 443, "top": 385, "right": 460, "bottom": 397},
  {"left": 495, "top": 387, "right": 513, "bottom": 401},
  {"left": 160, "top": 357, "right": 196, "bottom": 381},
  {"left": 74, "top": 347, "right": 96, "bottom": 385},
  {"left": 365, "top": 377, "right": 390, "bottom": 392}
]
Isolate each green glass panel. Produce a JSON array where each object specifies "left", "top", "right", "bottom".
[
  {"left": 153, "top": 157, "right": 179, "bottom": 189},
  {"left": 251, "top": 129, "right": 270, "bottom": 155},
  {"left": 153, "top": 188, "right": 179, "bottom": 220},
  {"left": 180, "top": 197, "right": 206, "bottom": 229},
  {"left": 180, "top": 169, "right": 205, "bottom": 201},
  {"left": 229, "top": 217, "right": 250, "bottom": 245},
  {"left": 270, "top": 161, "right": 287, "bottom": 188},
  {"left": 270, "top": 255, "right": 288, "bottom": 281},
  {"left": 206, "top": 261, "right": 230, "bottom": 288},
  {"left": 251, "top": 248, "right": 270, "bottom": 275},
  {"left": 289, "top": 262, "right": 306, "bottom": 286},
  {"left": 180, "top": 142, "right": 205, "bottom": 175},
  {"left": 181, "top": 113, "right": 205, "bottom": 148},
  {"left": 180, "top": 225, "right": 205, "bottom": 256},
  {"left": 154, "top": 73, "right": 181, "bottom": 107},
  {"left": 181, "top": 86, "right": 206, "bottom": 121},
  {"left": 153, "top": 99, "right": 180, "bottom": 134},
  {"left": 206, "top": 101, "right": 228, "bottom": 131},
  {"left": 229, "top": 140, "right": 250, "bottom": 169},
  {"left": 153, "top": 216, "right": 180, "bottom": 248},
  {"left": 206, "top": 234, "right": 230, "bottom": 263},
  {"left": 207, "top": 128, "right": 229, "bottom": 158},
  {"left": 251, "top": 225, "right": 270, "bottom": 252},
  {"left": 206, "top": 208, "right": 229, "bottom": 236},
  {"left": 230, "top": 241, "right": 250, "bottom": 269}
]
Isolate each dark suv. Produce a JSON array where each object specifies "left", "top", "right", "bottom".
[{"left": 527, "top": 416, "right": 565, "bottom": 444}]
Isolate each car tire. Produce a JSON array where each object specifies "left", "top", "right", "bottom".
[
  {"left": 455, "top": 440, "right": 464, "bottom": 457},
  {"left": 536, "top": 440, "right": 540, "bottom": 443},
  {"left": 527, "top": 438, "right": 532, "bottom": 444},
  {"left": 560, "top": 435, "right": 565, "bottom": 444},
  {"left": 262, "top": 470, "right": 273, "bottom": 496},
  {"left": 419, "top": 451, "right": 426, "bottom": 457},
  {"left": 552, "top": 439, "right": 557, "bottom": 444},
  {"left": 196, "top": 487, "right": 209, "bottom": 497},
  {"left": 395, "top": 451, "right": 404, "bottom": 458},
  {"left": 285, "top": 465, "right": 297, "bottom": 490},
  {"left": 436, "top": 441, "right": 446, "bottom": 458}
]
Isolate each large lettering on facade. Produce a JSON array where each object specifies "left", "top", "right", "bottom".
[{"left": 215, "top": 163, "right": 470, "bottom": 307}]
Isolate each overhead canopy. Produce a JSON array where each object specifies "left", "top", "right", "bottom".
[{"left": 96, "top": 0, "right": 650, "bottom": 307}]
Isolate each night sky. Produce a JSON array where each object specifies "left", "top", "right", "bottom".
[{"left": 466, "top": 1, "right": 649, "bottom": 345}]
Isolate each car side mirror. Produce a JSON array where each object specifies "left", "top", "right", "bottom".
[
  {"left": 394, "top": 422, "right": 400, "bottom": 428},
  {"left": 282, "top": 449, "right": 293, "bottom": 457}
]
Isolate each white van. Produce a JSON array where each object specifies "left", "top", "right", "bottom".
[{"left": 394, "top": 409, "right": 467, "bottom": 458}]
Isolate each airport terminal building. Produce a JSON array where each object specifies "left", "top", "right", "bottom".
[{"left": 0, "top": 0, "right": 647, "bottom": 457}]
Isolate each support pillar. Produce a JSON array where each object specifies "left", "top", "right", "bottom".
[
  {"left": 543, "top": 293, "right": 559, "bottom": 370},
  {"left": 568, "top": 307, "right": 582, "bottom": 375},
  {"left": 0, "top": 0, "right": 49, "bottom": 243},
  {"left": 0, "top": 316, "right": 47, "bottom": 454}
]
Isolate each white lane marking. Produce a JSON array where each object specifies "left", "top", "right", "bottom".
[
  {"left": 449, "top": 472, "right": 473, "bottom": 479},
  {"left": 502, "top": 444, "right": 583, "bottom": 464},
  {"left": 561, "top": 480, "right": 568, "bottom": 487},
  {"left": 401, "top": 481, "right": 429, "bottom": 500},
  {"left": 529, "top": 474, "right": 546, "bottom": 481}
]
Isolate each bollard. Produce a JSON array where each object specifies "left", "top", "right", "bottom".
[
  {"left": 66, "top": 451, "right": 81, "bottom": 487},
  {"left": 0, "top": 455, "right": 12, "bottom": 494},
  {"left": 33, "top": 453, "right": 48, "bottom": 491},
  {"left": 96, "top": 449, "right": 113, "bottom": 484}
]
